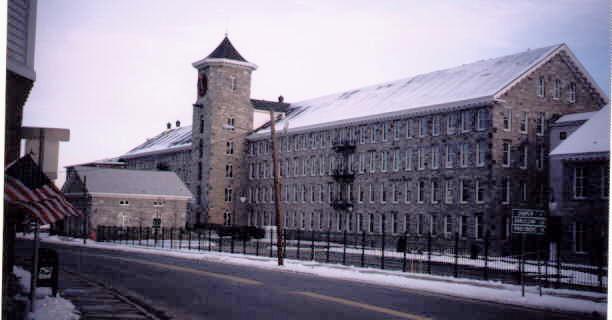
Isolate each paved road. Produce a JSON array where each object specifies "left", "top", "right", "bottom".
[{"left": 15, "top": 239, "right": 597, "bottom": 320}]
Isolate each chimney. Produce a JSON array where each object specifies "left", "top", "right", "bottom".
[
  {"left": 278, "top": 95, "right": 284, "bottom": 103},
  {"left": 166, "top": 122, "right": 171, "bottom": 129},
  {"left": 176, "top": 120, "right": 181, "bottom": 127}
]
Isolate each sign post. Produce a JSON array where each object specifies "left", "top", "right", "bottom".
[{"left": 511, "top": 209, "right": 546, "bottom": 297}]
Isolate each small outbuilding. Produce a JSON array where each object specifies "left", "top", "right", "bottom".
[{"left": 60, "top": 166, "right": 192, "bottom": 237}]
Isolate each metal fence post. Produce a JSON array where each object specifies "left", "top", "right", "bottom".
[
  {"left": 311, "top": 230, "right": 315, "bottom": 261},
  {"left": 283, "top": 230, "right": 288, "bottom": 258},
  {"left": 256, "top": 237, "right": 260, "bottom": 256},
  {"left": 598, "top": 236, "right": 604, "bottom": 291},
  {"left": 138, "top": 226, "right": 142, "bottom": 246},
  {"left": 243, "top": 234, "right": 246, "bottom": 255},
  {"left": 297, "top": 229, "right": 301, "bottom": 260},
  {"left": 484, "top": 231, "right": 489, "bottom": 281},
  {"left": 402, "top": 233, "right": 407, "bottom": 272},
  {"left": 269, "top": 228, "right": 273, "bottom": 258},
  {"left": 198, "top": 231, "right": 202, "bottom": 251},
  {"left": 326, "top": 229, "right": 331, "bottom": 263},
  {"left": 208, "top": 228, "right": 212, "bottom": 251},
  {"left": 188, "top": 230, "right": 192, "bottom": 250},
  {"left": 381, "top": 231, "right": 386, "bottom": 270},
  {"left": 231, "top": 234, "right": 235, "bottom": 254},
  {"left": 171, "top": 228, "right": 174, "bottom": 249},
  {"left": 342, "top": 230, "right": 347, "bottom": 265},
  {"left": 361, "top": 231, "right": 366, "bottom": 268},
  {"left": 556, "top": 240, "right": 561, "bottom": 289},
  {"left": 179, "top": 229, "right": 183, "bottom": 250},
  {"left": 427, "top": 232, "right": 431, "bottom": 274},
  {"left": 454, "top": 232, "right": 459, "bottom": 278}
]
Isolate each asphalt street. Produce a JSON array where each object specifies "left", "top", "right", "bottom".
[{"left": 15, "top": 239, "right": 595, "bottom": 320}]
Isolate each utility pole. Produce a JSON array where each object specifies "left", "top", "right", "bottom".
[
  {"left": 83, "top": 176, "right": 88, "bottom": 245},
  {"left": 269, "top": 110, "right": 284, "bottom": 266}
]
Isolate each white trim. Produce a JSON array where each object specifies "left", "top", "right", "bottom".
[
  {"left": 65, "top": 192, "right": 192, "bottom": 201},
  {"left": 192, "top": 57, "right": 258, "bottom": 70}
]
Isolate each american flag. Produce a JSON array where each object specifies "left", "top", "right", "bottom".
[{"left": 4, "top": 155, "right": 81, "bottom": 225}]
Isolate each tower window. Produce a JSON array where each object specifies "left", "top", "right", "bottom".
[
  {"left": 225, "top": 164, "right": 233, "bottom": 178},
  {"left": 224, "top": 187, "right": 233, "bottom": 202},
  {"left": 226, "top": 141, "right": 235, "bottom": 154},
  {"left": 230, "top": 76, "right": 237, "bottom": 91},
  {"left": 225, "top": 117, "right": 235, "bottom": 130}
]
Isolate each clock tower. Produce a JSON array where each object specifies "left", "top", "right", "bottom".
[{"left": 191, "top": 36, "right": 257, "bottom": 226}]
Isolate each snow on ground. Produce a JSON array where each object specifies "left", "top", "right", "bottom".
[
  {"left": 20, "top": 234, "right": 606, "bottom": 316},
  {"left": 13, "top": 266, "right": 80, "bottom": 320}
]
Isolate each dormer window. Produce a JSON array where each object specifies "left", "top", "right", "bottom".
[
  {"left": 153, "top": 201, "right": 164, "bottom": 207},
  {"left": 119, "top": 200, "right": 129, "bottom": 206},
  {"left": 568, "top": 82, "right": 576, "bottom": 103},
  {"left": 553, "top": 79, "right": 561, "bottom": 99}
]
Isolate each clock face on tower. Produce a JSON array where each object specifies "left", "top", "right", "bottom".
[{"left": 197, "top": 73, "right": 208, "bottom": 97}]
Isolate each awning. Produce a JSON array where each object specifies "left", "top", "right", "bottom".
[{"left": 4, "top": 154, "right": 81, "bottom": 225}]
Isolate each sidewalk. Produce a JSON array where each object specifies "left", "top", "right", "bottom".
[{"left": 20, "top": 234, "right": 607, "bottom": 317}]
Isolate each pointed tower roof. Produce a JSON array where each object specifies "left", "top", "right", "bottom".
[
  {"left": 206, "top": 36, "right": 248, "bottom": 62},
  {"left": 193, "top": 36, "right": 257, "bottom": 70}
]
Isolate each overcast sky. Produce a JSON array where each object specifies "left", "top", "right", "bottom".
[{"left": 23, "top": 0, "right": 609, "bottom": 185}]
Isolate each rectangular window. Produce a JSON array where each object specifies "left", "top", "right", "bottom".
[
  {"left": 476, "top": 142, "right": 486, "bottom": 167},
  {"left": 404, "top": 214, "right": 410, "bottom": 234},
  {"left": 369, "top": 214, "right": 375, "bottom": 233},
  {"left": 393, "top": 121, "right": 401, "bottom": 140},
  {"left": 573, "top": 222, "right": 585, "bottom": 253},
  {"left": 319, "top": 212, "right": 324, "bottom": 231},
  {"left": 460, "top": 216, "right": 468, "bottom": 238},
  {"left": 520, "top": 145, "right": 528, "bottom": 169},
  {"left": 553, "top": 79, "right": 561, "bottom": 99},
  {"left": 475, "top": 180, "right": 484, "bottom": 203},
  {"left": 460, "top": 179, "right": 469, "bottom": 203},
  {"left": 573, "top": 167, "right": 585, "bottom": 199},
  {"left": 416, "top": 214, "right": 422, "bottom": 235},
  {"left": 370, "top": 126, "right": 376, "bottom": 143},
  {"left": 404, "top": 182, "right": 411, "bottom": 203},
  {"left": 392, "top": 213, "right": 398, "bottom": 234},
  {"left": 503, "top": 109, "right": 512, "bottom": 131},
  {"left": 431, "top": 146, "right": 439, "bottom": 170},
  {"left": 445, "top": 145, "right": 453, "bottom": 168},
  {"left": 358, "top": 153, "right": 365, "bottom": 173},
  {"left": 226, "top": 141, "right": 235, "bottom": 154},
  {"left": 392, "top": 183, "right": 399, "bottom": 203},
  {"left": 419, "top": 118, "right": 428, "bottom": 137},
  {"left": 536, "top": 112, "right": 545, "bottom": 136},
  {"left": 393, "top": 149, "right": 401, "bottom": 171},
  {"left": 382, "top": 123, "right": 388, "bottom": 141},
  {"left": 357, "top": 214, "right": 363, "bottom": 232},
  {"left": 417, "top": 181, "right": 425, "bottom": 203},
  {"left": 431, "top": 180, "right": 440, "bottom": 204},
  {"left": 460, "top": 144, "right": 469, "bottom": 167},
  {"left": 380, "top": 184, "right": 387, "bottom": 203},
  {"left": 369, "top": 151, "right": 376, "bottom": 172},
  {"left": 475, "top": 215, "right": 483, "bottom": 240},
  {"left": 406, "top": 119, "right": 414, "bottom": 138},
  {"left": 224, "top": 187, "right": 233, "bottom": 202},
  {"left": 444, "top": 180, "right": 453, "bottom": 204},
  {"left": 502, "top": 178, "right": 511, "bottom": 204},
  {"left": 568, "top": 82, "right": 576, "bottom": 103},
  {"left": 358, "top": 185, "right": 364, "bottom": 203},
  {"left": 444, "top": 216, "right": 452, "bottom": 238},
  {"left": 537, "top": 76, "right": 545, "bottom": 97},
  {"left": 432, "top": 115, "right": 441, "bottom": 136},
  {"left": 380, "top": 151, "right": 388, "bottom": 172},
  {"left": 417, "top": 148, "right": 425, "bottom": 170},
  {"left": 477, "top": 109, "right": 487, "bottom": 131},
  {"left": 430, "top": 215, "right": 437, "bottom": 235},
  {"left": 360, "top": 126, "right": 367, "bottom": 144},
  {"left": 461, "top": 110, "right": 470, "bottom": 132},
  {"left": 369, "top": 184, "right": 374, "bottom": 203},
  {"left": 405, "top": 149, "right": 413, "bottom": 171},
  {"left": 519, "top": 111, "right": 528, "bottom": 133},
  {"left": 447, "top": 113, "right": 457, "bottom": 135},
  {"left": 520, "top": 181, "right": 528, "bottom": 202},
  {"left": 502, "top": 141, "right": 511, "bottom": 167}
]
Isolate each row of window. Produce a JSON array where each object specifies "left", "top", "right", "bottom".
[
  {"left": 249, "top": 178, "right": 545, "bottom": 206},
  {"left": 249, "top": 142, "right": 488, "bottom": 180},
  {"left": 118, "top": 200, "right": 165, "bottom": 207},
  {"left": 502, "top": 142, "right": 546, "bottom": 169},
  {"left": 248, "top": 211, "right": 487, "bottom": 239},
  {"left": 502, "top": 110, "right": 547, "bottom": 135},
  {"left": 248, "top": 109, "right": 490, "bottom": 156},
  {"left": 537, "top": 76, "right": 576, "bottom": 103}
]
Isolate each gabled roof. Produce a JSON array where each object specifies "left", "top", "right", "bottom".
[
  {"left": 249, "top": 44, "right": 607, "bottom": 138},
  {"left": 120, "top": 126, "right": 191, "bottom": 159},
  {"left": 206, "top": 36, "right": 247, "bottom": 62},
  {"left": 550, "top": 105, "right": 610, "bottom": 157},
  {"left": 71, "top": 166, "right": 192, "bottom": 198}
]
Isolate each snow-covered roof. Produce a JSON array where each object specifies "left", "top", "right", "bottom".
[
  {"left": 554, "top": 111, "right": 597, "bottom": 124},
  {"left": 121, "top": 126, "right": 192, "bottom": 159},
  {"left": 72, "top": 166, "right": 192, "bottom": 198},
  {"left": 550, "top": 105, "right": 610, "bottom": 156},
  {"left": 250, "top": 44, "right": 597, "bottom": 138}
]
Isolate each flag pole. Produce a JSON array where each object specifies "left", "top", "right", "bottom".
[{"left": 30, "top": 128, "right": 45, "bottom": 310}]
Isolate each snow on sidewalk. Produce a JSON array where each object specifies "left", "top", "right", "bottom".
[
  {"left": 21, "top": 234, "right": 606, "bottom": 316},
  {"left": 13, "top": 266, "right": 80, "bottom": 320}
]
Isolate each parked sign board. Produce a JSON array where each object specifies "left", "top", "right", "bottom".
[
  {"left": 511, "top": 209, "right": 546, "bottom": 235},
  {"left": 152, "top": 218, "right": 161, "bottom": 229}
]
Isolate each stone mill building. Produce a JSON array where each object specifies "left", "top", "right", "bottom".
[{"left": 105, "top": 37, "right": 606, "bottom": 254}]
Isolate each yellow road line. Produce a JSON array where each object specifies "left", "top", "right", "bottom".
[
  {"left": 291, "top": 291, "right": 431, "bottom": 320},
  {"left": 77, "top": 252, "right": 262, "bottom": 286}
]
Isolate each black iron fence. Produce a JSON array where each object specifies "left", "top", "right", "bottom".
[{"left": 94, "top": 225, "right": 607, "bottom": 292}]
